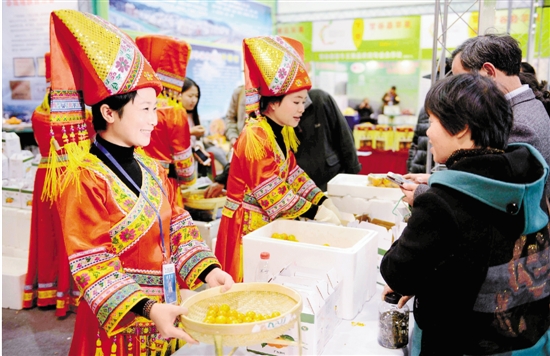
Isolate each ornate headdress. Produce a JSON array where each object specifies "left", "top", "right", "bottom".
[
  {"left": 243, "top": 35, "right": 311, "bottom": 115},
  {"left": 242, "top": 36, "right": 311, "bottom": 160},
  {"left": 46, "top": 10, "right": 162, "bottom": 200},
  {"left": 135, "top": 34, "right": 191, "bottom": 107}
]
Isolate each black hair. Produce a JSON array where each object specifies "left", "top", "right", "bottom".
[
  {"left": 458, "top": 34, "right": 522, "bottom": 76},
  {"left": 182, "top": 77, "right": 201, "bottom": 126},
  {"left": 259, "top": 95, "right": 284, "bottom": 115},
  {"left": 520, "top": 72, "right": 550, "bottom": 116},
  {"left": 520, "top": 62, "right": 536, "bottom": 75},
  {"left": 424, "top": 73, "right": 512, "bottom": 150},
  {"left": 91, "top": 91, "right": 138, "bottom": 132}
]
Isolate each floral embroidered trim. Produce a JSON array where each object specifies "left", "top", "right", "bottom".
[
  {"left": 101, "top": 288, "right": 146, "bottom": 335},
  {"left": 69, "top": 247, "right": 113, "bottom": 274},
  {"left": 88, "top": 273, "right": 134, "bottom": 313}
]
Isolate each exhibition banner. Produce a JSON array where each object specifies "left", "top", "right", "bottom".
[
  {"left": 311, "top": 16, "right": 421, "bottom": 61},
  {"left": 420, "top": 7, "right": 550, "bottom": 59},
  {"left": 276, "top": 22, "right": 313, "bottom": 62},
  {"left": 185, "top": 45, "right": 243, "bottom": 130},
  {"left": 2, "top": 0, "right": 79, "bottom": 121},
  {"left": 108, "top": 0, "right": 272, "bottom": 46}
]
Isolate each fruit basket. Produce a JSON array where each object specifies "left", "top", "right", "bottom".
[
  {"left": 180, "top": 283, "right": 303, "bottom": 355},
  {"left": 180, "top": 188, "right": 226, "bottom": 211}
]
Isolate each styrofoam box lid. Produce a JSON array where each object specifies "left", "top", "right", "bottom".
[
  {"left": 327, "top": 173, "right": 403, "bottom": 201},
  {"left": 243, "top": 219, "right": 374, "bottom": 252}
]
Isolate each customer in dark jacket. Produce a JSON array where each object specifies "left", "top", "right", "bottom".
[
  {"left": 381, "top": 74, "right": 550, "bottom": 355},
  {"left": 405, "top": 107, "right": 430, "bottom": 173}
]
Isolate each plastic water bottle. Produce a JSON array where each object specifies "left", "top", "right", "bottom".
[{"left": 255, "top": 252, "right": 270, "bottom": 282}]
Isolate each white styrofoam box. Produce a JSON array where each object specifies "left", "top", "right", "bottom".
[
  {"left": 2, "top": 206, "right": 32, "bottom": 257},
  {"left": 2, "top": 185, "right": 22, "bottom": 208},
  {"left": 243, "top": 220, "right": 378, "bottom": 319},
  {"left": 328, "top": 173, "right": 403, "bottom": 202},
  {"left": 9, "top": 150, "right": 34, "bottom": 180},
  {"left": 193, "top": 219, "right": 220, "bottom": 250},
  {"left": 247, "top": 271, "right": 342, "bottom": 355},
  {"left": 331, "top": 195, "right": 399, "bottom": 224},
  {"left": 2, "top": 132, "right": 22, "bottom": 159},
  {"left": 349, "top": 221, "right": 395, "bottom": 286},
  {"left": 2, "top": 256, "right": 28, "bottom": 309}
]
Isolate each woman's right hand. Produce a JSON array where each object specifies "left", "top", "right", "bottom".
[
  {"left": 149, "top": 303, "right": 199, "bottom": 344},
  {"left": 190, "top": 125, "right": 205, "bottom": 138}
]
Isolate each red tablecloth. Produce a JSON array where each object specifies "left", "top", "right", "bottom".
[{"left": 358, "top": 149, "right": 409, "bottom": 175}]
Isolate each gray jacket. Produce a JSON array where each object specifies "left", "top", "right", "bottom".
[{"left": 224, "top": 85, "right": 246, "bottom": 143}]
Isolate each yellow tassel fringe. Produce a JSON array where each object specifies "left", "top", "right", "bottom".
[{"left": 243, "top": 116, "right": 300, "bottom": 161}]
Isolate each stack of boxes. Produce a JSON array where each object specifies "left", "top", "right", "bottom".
[
  {"left": 242, "top": 219, "right": 379, "bottom": 355},
  {"left": 1, "top": 131, "right": 38, "bottom": 309}
]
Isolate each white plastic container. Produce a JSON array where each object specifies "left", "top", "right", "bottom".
[
  {"left": 243, "top": 220, "right": 378, "bottom": 319},
  {"left": 327, "top": 173, "right": 404, "bottom": 202},
  {"left": 193, "top": 219, "right": 220, "bottom": 250}
]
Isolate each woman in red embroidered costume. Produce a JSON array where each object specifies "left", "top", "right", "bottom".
[
  {"left": 48, "top": 10, "right": 233, "bottom": 355},
  {"left": 22, "top": 53, "right": 94, "bottom": 316},
  {"left": 214, "top": 36, "right": 344, "bottom": 282}
]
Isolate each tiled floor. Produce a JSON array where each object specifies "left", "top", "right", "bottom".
[{"left": 2, "top": 306, "right": 75, "bottom": 355}]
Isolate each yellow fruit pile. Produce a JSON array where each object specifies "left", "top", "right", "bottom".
[
  {"left": 367, "top": 174, "right": 398, "bottom": 188},
  {"left": 6, "top": 117, "right": 22, "bottom": 124},
  {"left": 202, "top": 304, "right": 281, "bottom": 324},
  {"left": 271, "top": 233, "right": 298, "bottom": 242},
  {"left": 188, "top": 194, "right": 203, "bottom": 200}
]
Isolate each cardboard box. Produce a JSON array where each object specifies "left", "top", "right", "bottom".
[
  {"left": 247, "top": 267, "right": 342, "bottom": 355},
  {"left": 2, "top": 185, "right": 21, "bottom": 208},
  {"left": 2, "top": 153, "right": 9, "bottom": 180},
  {"left": 20, "top": 187, "right": 33, "bottom": 210},
  {"left": 243, "top": 220, "right": 378, "bottom": 320},
  {"left": 2, "top": 132, "right": 21, "bottom": 159},
  {"left": 9, "top": 150, "right": 34, "bottom": 180}
]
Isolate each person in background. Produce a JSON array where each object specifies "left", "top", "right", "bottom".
[
  {"left": 214, "top": 36, "right": 344, "bottom": 282},
  {"left": 205, "top": 88, "right": 361, "bottom": 195},
  {"left": 381, "top": 73, "right": 549, "bottom": 356},
  {"left": 136, "top": 35, "right": 196, "bottom": 188},
  {"left": 403, "top": 34, "right": 550, "bottom": 205},
  {"left": 224, "top": 84, "right": 246, "bottom": 147},
  {"left": 294, "top": 88, "right": 361, "bottom": 191},
  {"left": 23, "top": 53, "right": 94, "bottom": 317},
  {"left": 406, "top": 58, "right": 452, "bottom": 174},
  {"left": 519, "top": 72, "right": 550, "bottom": 116},
  {"left": 48, "top": 10, "right": 233, "bottom": 355},
  {"left": 381, "top": 85, "right": 400, "bottom": 108},
  {"left": 355, "top": 97, "right": 375, "bottom": 124},
  {"left": 181, "top": 77, "right": 229, "bottom": 177},
  {"left": 519, "top": 61, "right": 536, "bottom": 75}
]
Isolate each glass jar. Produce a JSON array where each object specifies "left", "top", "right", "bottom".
[{"left": 378, "top": 292, "right": 409, "bottom": 349}]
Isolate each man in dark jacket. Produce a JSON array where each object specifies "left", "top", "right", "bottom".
[
  {"left": 205, "top": 89, "right": 361, "bottom": 195},
  {"left": 294, "top": 89, "right": 361, "bottom": 191},
  {"left": 406, "top": 107, "right": 430, "bottom": 173}
]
